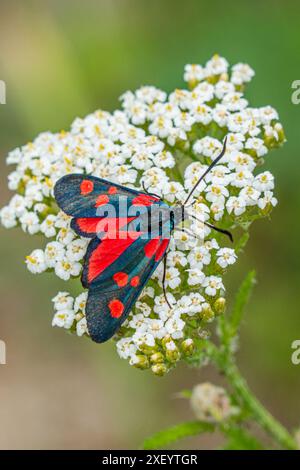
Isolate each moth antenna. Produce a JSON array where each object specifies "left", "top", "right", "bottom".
[
  {"left": 142, "top": 182, "right": 161, "bottom": 200},
  {"left": 183, "top": 135, "right": 228, "bottom": 206},
  {"left": 204, "top": 221, "right": 233, "bottom": 243},
  {"left": 188, "top": 214, "right": 233, "bottom": 243}
]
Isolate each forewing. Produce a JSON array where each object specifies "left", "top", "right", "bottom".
[
  {"left": 54, "top": 174, "right": 160, "bottom": 238},
  {"left": 54, "top": 174, "right": 160, "bottom": 218}
]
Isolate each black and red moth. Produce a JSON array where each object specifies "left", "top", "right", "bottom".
[{"left": 54, "top": 137, "right": 229, "bottom": 343}]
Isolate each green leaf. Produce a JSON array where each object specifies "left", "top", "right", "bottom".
[
  {"left": 221, "top": 426, "right": 263, "bottom": 450},
  {"left": 142, "top": 421, "right": 215, "bottom": 450},
  {"left": 230, "top": 270, "right": 256, "bottom": 336}
]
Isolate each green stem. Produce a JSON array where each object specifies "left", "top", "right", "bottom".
[{"left": 208, "top": 344, "right": 298, "bottom": 450}]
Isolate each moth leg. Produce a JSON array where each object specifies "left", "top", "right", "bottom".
[
  {"left": 142, "top": 182, "right": 161, "bottom": 200},
  {"left": 162, "top": 252, "right": 172, "bottom": 309}
]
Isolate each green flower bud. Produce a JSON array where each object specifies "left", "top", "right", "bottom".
[
  {"left": 151, "top": 363, "right": 168, "bottom": 376},
  {"left": 165, "top": 341, "right": 180, "bottom": 362},
  {"left": 138, "top": 343, "right": 157, "bottom": 355},
  {"left": 161, "top": 334, "right": 172, "bottom": 349},
  {"left": 131, "top": 354, "right": 150, "bottom": 370},
  {"left": 214, "top": 297, "right": 226, "bottom": 315},
  {"left": 201, "top": 305, "right": 215, "bottom": 322},
  {"left": 181, "top": 338, "right": 195, "bottom": 356},
  {"left": 150, "top": 352, "right": 165, "bottom": 364}
]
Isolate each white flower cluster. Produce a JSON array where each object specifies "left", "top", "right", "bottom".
[{"left": 0, "top": 55, "right": 285, "bottom": 374}]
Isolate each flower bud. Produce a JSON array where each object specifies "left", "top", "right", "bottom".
[
  {"left": 214, "top": 297, "right": 226, "bottom": 315},
  {"left": 138, "top": 343, "right": 157, "bottom": 355},
  {"left": 190, "top": 382, "right": 237, "bottom": 422},
  {"left": 150, "top": 352, "right": 165, "bottom": 364},
  {"left": 274, "top": 122, "right": 285, "bottom": 142},
  {"left": 201, "top": 304, "right": 215, "bottom": 322},
  {"left": 181, "top": 338, "right": 195, "bottom": 356},
  {"left": 198, "top": 329, "right": 211, "bottom": 339},
  {"left": 151, "top": 363, "right": 168, "bottom": 376},
  {"left": 130, "top": 354, "right": 150, "bottom": 370},
  {"left": 165, "top": 341, "right": 180, "bottom": 362}
]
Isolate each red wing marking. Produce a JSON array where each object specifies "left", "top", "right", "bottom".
[
  {"left": 155, "top": 238, "right": 170, "bottom": 261},
  {"left": 80, "top": 180, "right": 94, "bottom": 195},
  {"left": 144, "top": 237, "right": 160, "bottom": 258},
  {"left": 95, "top": 194, "right": 110, "bottom": 207},
  {"left": 108, "top": 186, "right": 117, "bottom": 194},
  {"left": 113, "top": 272, "right": 128, "bottom": 287},
  {"left": 130, "top": 276, "right": 140, "bottom": 287},
  {"left": 132, "top": 194, "right": 158, "bottom": 206},
  {"left": 108, "top": 299, "right": 124, "bottom": 318}
]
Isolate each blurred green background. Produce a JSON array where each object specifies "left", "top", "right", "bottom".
[{"left": 0, "top": 0, "right": 300, "bottom": 449}]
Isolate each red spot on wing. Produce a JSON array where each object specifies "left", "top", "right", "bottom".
[
  {"left": 144, "top": 237, "right": 160, "bottom": 258},
  {"left": 155, "top": 238, "right": 170, "bottom": 261},
  {"left": 132, "top": 194, "right": 158, "bottom": 206},
  {"left": 80, "top": 180, "right": 94, "bottom": 195},
  {"left": 108, "top": 299, "right": 124, "bottom": 318},
  {"left": 113, "top": 271, "right": 128, "bottom": 287},
  {"left": 95, "top": 194, "right": 110, "bottom": 207},
  {"left": 88, "top": 233, "right": 140, "bottom": 283},
  {"left": 130, "top": 276, "right": 140, "bottom": 287},
  {"left": 108, "top": 186, "right": 117, "bottom": 194}
]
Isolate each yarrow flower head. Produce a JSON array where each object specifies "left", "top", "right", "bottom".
[{"left": 0, "top": 55, "right": 285, "bottom": 375}]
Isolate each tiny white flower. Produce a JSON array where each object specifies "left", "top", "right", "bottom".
[
  {"left": 245, "top": 137, "right": 268, "bottom": 157},
  {"left": 216, "top": 248, "right": 237, "bottom": 268},
  {"left": 116, "top": 338, "right": 137, "bottom": 359},
  {"left": 0, "top": 206, "right": 17, "bottom": 228},
  {"left": 164, "top": 267, "right": 181, "bottom": 289},
  {"left": 66, "top": 238, "right": 88, "bottom": 262},
  {"left": 226, "top": 196, "right": 246, "bottom": 216},
  {"left": 231, "top": 63, "right": 255, "bottom": 85},
  {"left": 76, "top": 317, "right": 88, "bottom": 337},
  {"left": 146, "top": 319, "right": 166, "bottom": 339},
  {"left": 187, "top": 268, "right": 205, "bottom": 286},
  {"left": 202, "top": 276, "right": 224, "bottom": 296},
  {"left": 258, "top": 191, "right": 278, "bottom": 210},
  {"left": 40, "top": 214, "right": 57, "bottom": 238},
  {"left": 188, "top": 247, "right": 211, "bottom": 269},
  {"left": 52, "top": 309, "right": 75, "bottom": 329},
  {"left": 129, "top": 313, "right": 148, "bottom": 332},
  {"left": 74, "top": 292, "right": 88, "bottom": 313},
  {"left": 52, "top": 291, "right": 74, "bottom": 311},
  {"left": 132, "top": 332, "right": 156, "bottom": 348},
  {"left": 253, "top": 171, "right": 274, "bottom": 192},
  {"left": 25, "top": 249, "right": 47, "bottom": 274},
  {"left": 20, "top": 211, "right": 40, "bottom": 234},
  {"left": 165, "top": 315, "right": 185, "bottom": 339},
  {"left": 55, "top": 259, "right": 82, "bottom": 281},
  {"left": 44, "top": 241, "right": 65, "bottom": 268}
]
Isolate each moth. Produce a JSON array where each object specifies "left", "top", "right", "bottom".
[{"left": 54, "top": 137, "right": 231, "bottom": 343}]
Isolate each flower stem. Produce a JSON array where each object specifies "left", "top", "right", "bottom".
[{"left": 210, "top": 344, "right": 298, "bottom": 449}]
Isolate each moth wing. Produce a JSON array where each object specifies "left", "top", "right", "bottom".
[{"left": 85, "top": 236, "right": 170, "bottom": 343}]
